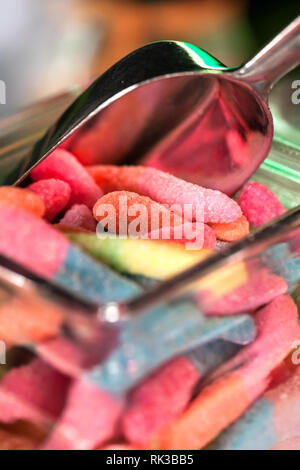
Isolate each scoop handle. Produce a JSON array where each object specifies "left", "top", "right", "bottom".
[{"left": 235, "top": 16, "right": 300, "bottom": 98}]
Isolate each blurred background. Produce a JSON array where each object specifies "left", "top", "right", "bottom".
[{"left": 0, "top": 0, "right": 299, "bottom": 123}]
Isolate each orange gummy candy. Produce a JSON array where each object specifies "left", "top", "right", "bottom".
[
  {"left": 0, "top": 187, "right": 45, "bottom": 217},
  {"left": 209, "top": 215, "right": 249, "bottom": 242}
]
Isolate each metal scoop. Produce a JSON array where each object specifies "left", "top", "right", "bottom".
[{"left": 6, "top": 16, "right": 299, "bottom": 195}]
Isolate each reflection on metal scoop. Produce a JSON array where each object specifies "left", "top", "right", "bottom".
[{"left": 11, "top": 16, "right": 300, "bottom": 195}]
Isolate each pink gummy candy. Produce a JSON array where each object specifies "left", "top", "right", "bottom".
[
  {"left": 237, "top": 181, "right": 286, "bottom": 227},
  {"left": 0, "top": 206, "right": 68, "bottom": 277},
  {"left": 88, "top": 165, "right": 242, "bottom": 223},
  {"left": 140, "top": 168, "right": 242, "bottom": 223},
  {"left": 40, "top": 379, "right": 122, "bottom": 450},
  {"left": 204, "top": 268, "right": 288, "bottom": 315},
  {"left": 59, "top": 204, "right": 97, "bottom": 232},
  {"left": 213, "top": 295, "right": 300, "bottom": 387},
  {"left": 0, "top": 359, "right": 70, "bottom": 426},
  {"left": 31, "top": 149, "right": 102, "bottom": 209},
  {"left": 156, "top": 295, "right": 300, "bottom": 450},
  {"left": 28, "top": 178, "right": 71, "bottom": 221},
  {"left": 122, "top": 356, "right": 199, "bottom": 445},
  {"left": 268, "top": 367, "right": 300, "bottom": 449}
]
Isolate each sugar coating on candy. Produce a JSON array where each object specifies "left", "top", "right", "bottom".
[
  {"left": 212, "top": 366, "right": 300, "bottom": 450},
  {"left": 0, "top": 359, "right": 70, "bottom": 425},
  {"left": 140, "top": 167, "right": 241, "bottom": 223},
  {"left": 0, "top": 186, "right": 45, "bottom": 217},
  {"left": 205, "top": 268, "right": 288, "bottom": 315},
  {"left": 41, "top": 380, "right": 122, "bottom": 450},
  {"left": 28, "top": 179, "right": 71, "bottom": 221},
  {"left": 93, "top": 190, "right": 183, "bottom": 234},
  {"left": 209, "top": 215, "right": 249, "bottom": 242},
  {"left": 237, "top": 181, "right": 286, "bottom": 227},
  {"left": 122, "top": 340, "right": 240, "bottom": 446},
  {"left": 94, "top": 190, "right": 215, "bottom": 248},
  {"left": 244, "top": 295, "right": 300, "bottom": 371},
  {"left": 88, "top": 165, "right": 242, "bottom": 223},
  {"left": 213, "top": 295, "right": 300, "bottom": 390},
  {"left": 122, "top": 357, "right": 199, "bottom": 445},
  {"left": 156, "top": 295, "right": 300, "bottom": 450},
  {"left": 156, "top": 374, "right": 250, "bottom": 450},
  {"left": 60, "top": 204, "right": 97, "bottom": 231},
  {"left": 0, "top": 206, "right": 69, "bottom": 277},
  {"left": 31, "top": 149, "right": 102, "bottom": 209}
]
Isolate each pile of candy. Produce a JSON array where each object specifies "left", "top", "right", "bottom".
[{"left": 0, "top": 147, "right": 299, "bottom": 450}]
